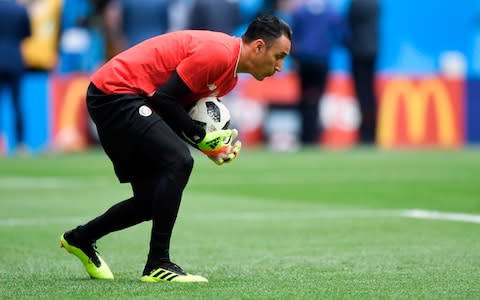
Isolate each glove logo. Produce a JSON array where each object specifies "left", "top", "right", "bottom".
[
  {"left": 206, "top": 137, "right": 220, "bottom": 149},
  {"left": 139, "top": 105, "right": 152, "bottom": 117}
]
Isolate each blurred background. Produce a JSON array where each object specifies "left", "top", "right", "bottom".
[{"left": 0, "top": 0, "right": 479, "bottom": 156}]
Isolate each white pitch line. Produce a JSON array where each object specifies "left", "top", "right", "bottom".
[
  {"left": 401, "top": 209, "right": 480, "bottom": 224},
  {"left": 1, "top": 209, "right": 479, "bottom": 227}
]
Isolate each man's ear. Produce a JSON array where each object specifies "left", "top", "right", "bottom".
[{"left": 254, "top": 39, "right": 265, "bottom": 53}]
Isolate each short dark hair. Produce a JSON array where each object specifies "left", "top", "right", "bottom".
[{"left": 241, "top": 15, "right": 292, "bottom": 47}]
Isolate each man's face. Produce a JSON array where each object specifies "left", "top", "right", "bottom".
[{"left": 251, "top": 35, "right": 291, "bottom": 81}]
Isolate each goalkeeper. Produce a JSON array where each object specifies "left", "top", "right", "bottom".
[{"left": 60, "top": 15, "right": 291, "bottom": 283}]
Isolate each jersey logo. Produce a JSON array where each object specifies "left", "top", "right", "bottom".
[
  {"left": 207, "top": 83, "right": 217, "bottom": 91},
  {"left": 139, "top": 105, "right": 152, "bottom": 117}
]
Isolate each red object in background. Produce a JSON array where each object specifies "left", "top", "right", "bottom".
[
  {"left": 376, "top": 76, "right": 464, "bottom": 148},
  {"left": 0, "top": 134, "right": 5, "bottom": 156},
  {"left": 237, "top": 73, "right": 465, "bottom": 149},
  {"left": 238, "top": 72, "right": 359, "bottom": 148},
  {"left": 320, "top": 74, "right": 358, "bottom": 149},
  {"left": 239, "top": 72, "right": 300, "bottom": 105},
  {"left": 48, "top": 73, "right": 465, "bottom": 151},
  {"left": 51, "top": 74, "right": 91, "bottom": 151}
]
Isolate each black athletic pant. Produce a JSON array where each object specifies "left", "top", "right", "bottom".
[
  {"left": 297, "top": 60, "right": 329, "bottom": 145},
  {"left": 74, "top": 83, "right": 194, "bottom": 266},
  {"left": 0, "top": 71, "right": 23, "bottom": 145},
  {"left": 351, "top": 56, "right": 377, "bottom": 144}
]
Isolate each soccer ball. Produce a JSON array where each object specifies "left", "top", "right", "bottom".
[{"left": 189, "top": 97, "right": 231, "bottom": 132}]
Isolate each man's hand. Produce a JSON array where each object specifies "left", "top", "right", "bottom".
[
  {"left": 206, "top": 129, "right": 241, "bottom": 165},
  {"left": 208, "top": 140, "right": 242, "bottom": 165}
]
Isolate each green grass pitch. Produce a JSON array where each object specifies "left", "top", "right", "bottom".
[{"left": 0, "top": 147, "right": 479, "bottom": 299}]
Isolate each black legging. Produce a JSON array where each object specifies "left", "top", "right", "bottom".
[{"left": 74, "top": 120, "right": 194, "bottom": 266}]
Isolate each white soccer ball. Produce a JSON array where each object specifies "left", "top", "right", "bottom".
[{"left": 189, "top": 97, "right": 231, "bottom": 132}]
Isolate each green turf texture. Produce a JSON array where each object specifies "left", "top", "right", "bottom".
[{"left": 0, "top": 147, "right": 479, "bottom": 299}]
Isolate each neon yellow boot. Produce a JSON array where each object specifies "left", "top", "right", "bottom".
[
  {"left": 141, "top": 261, "right": 207, "bottom": 283},
  {"left": 60, "top": 232, "right": 114, "bottom": 280}
]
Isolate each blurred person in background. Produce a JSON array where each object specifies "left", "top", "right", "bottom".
[
  {"left": 58, "top": 0, "right": 98, "bottom": 73},
  {"left": 347, "top": 0, "right": 380, "bottom": 144},
  {"left": 187, "top": 0, "right": 241, "bottom": 35},
  {"left": 90, "top": 0, "right": 125, "bottom": 59},
  {"left": 119, "top": 0, "right": 169, "bottom": 48},
  {"left": 19, "top": 0, "right": 62, "bottom": 72},
  {"left": 0, "top": 0, "right": 31, "bottom": 154},
  {"left": 290, "top": 0, "right": 344, "bottom": 146},
  {"left": 91, "top": 0, "right": 170, "bottom": 58},
  {"left": 168, "top": 0, "right": 191, "bottom": 31},
  {"left": 59, "top": 15, "right": 291, "bottom": 283}
]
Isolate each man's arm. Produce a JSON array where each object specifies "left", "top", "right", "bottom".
[
  {"left": 149, "top": 71, "right": 239, "bottom": 163},
  {"left": 149, "top": 71, "right": 206, "bottom": 144}
]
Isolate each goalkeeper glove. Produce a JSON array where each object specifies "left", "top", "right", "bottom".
[
  {"left": 208, "top": 140, "right": 242, "bottom": 165},
  {"left": 196, "top": 129, "right": 235, "bottom": 156},
  {"left": 207, "top": 129, "right": 241, "bottom": 165}
]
